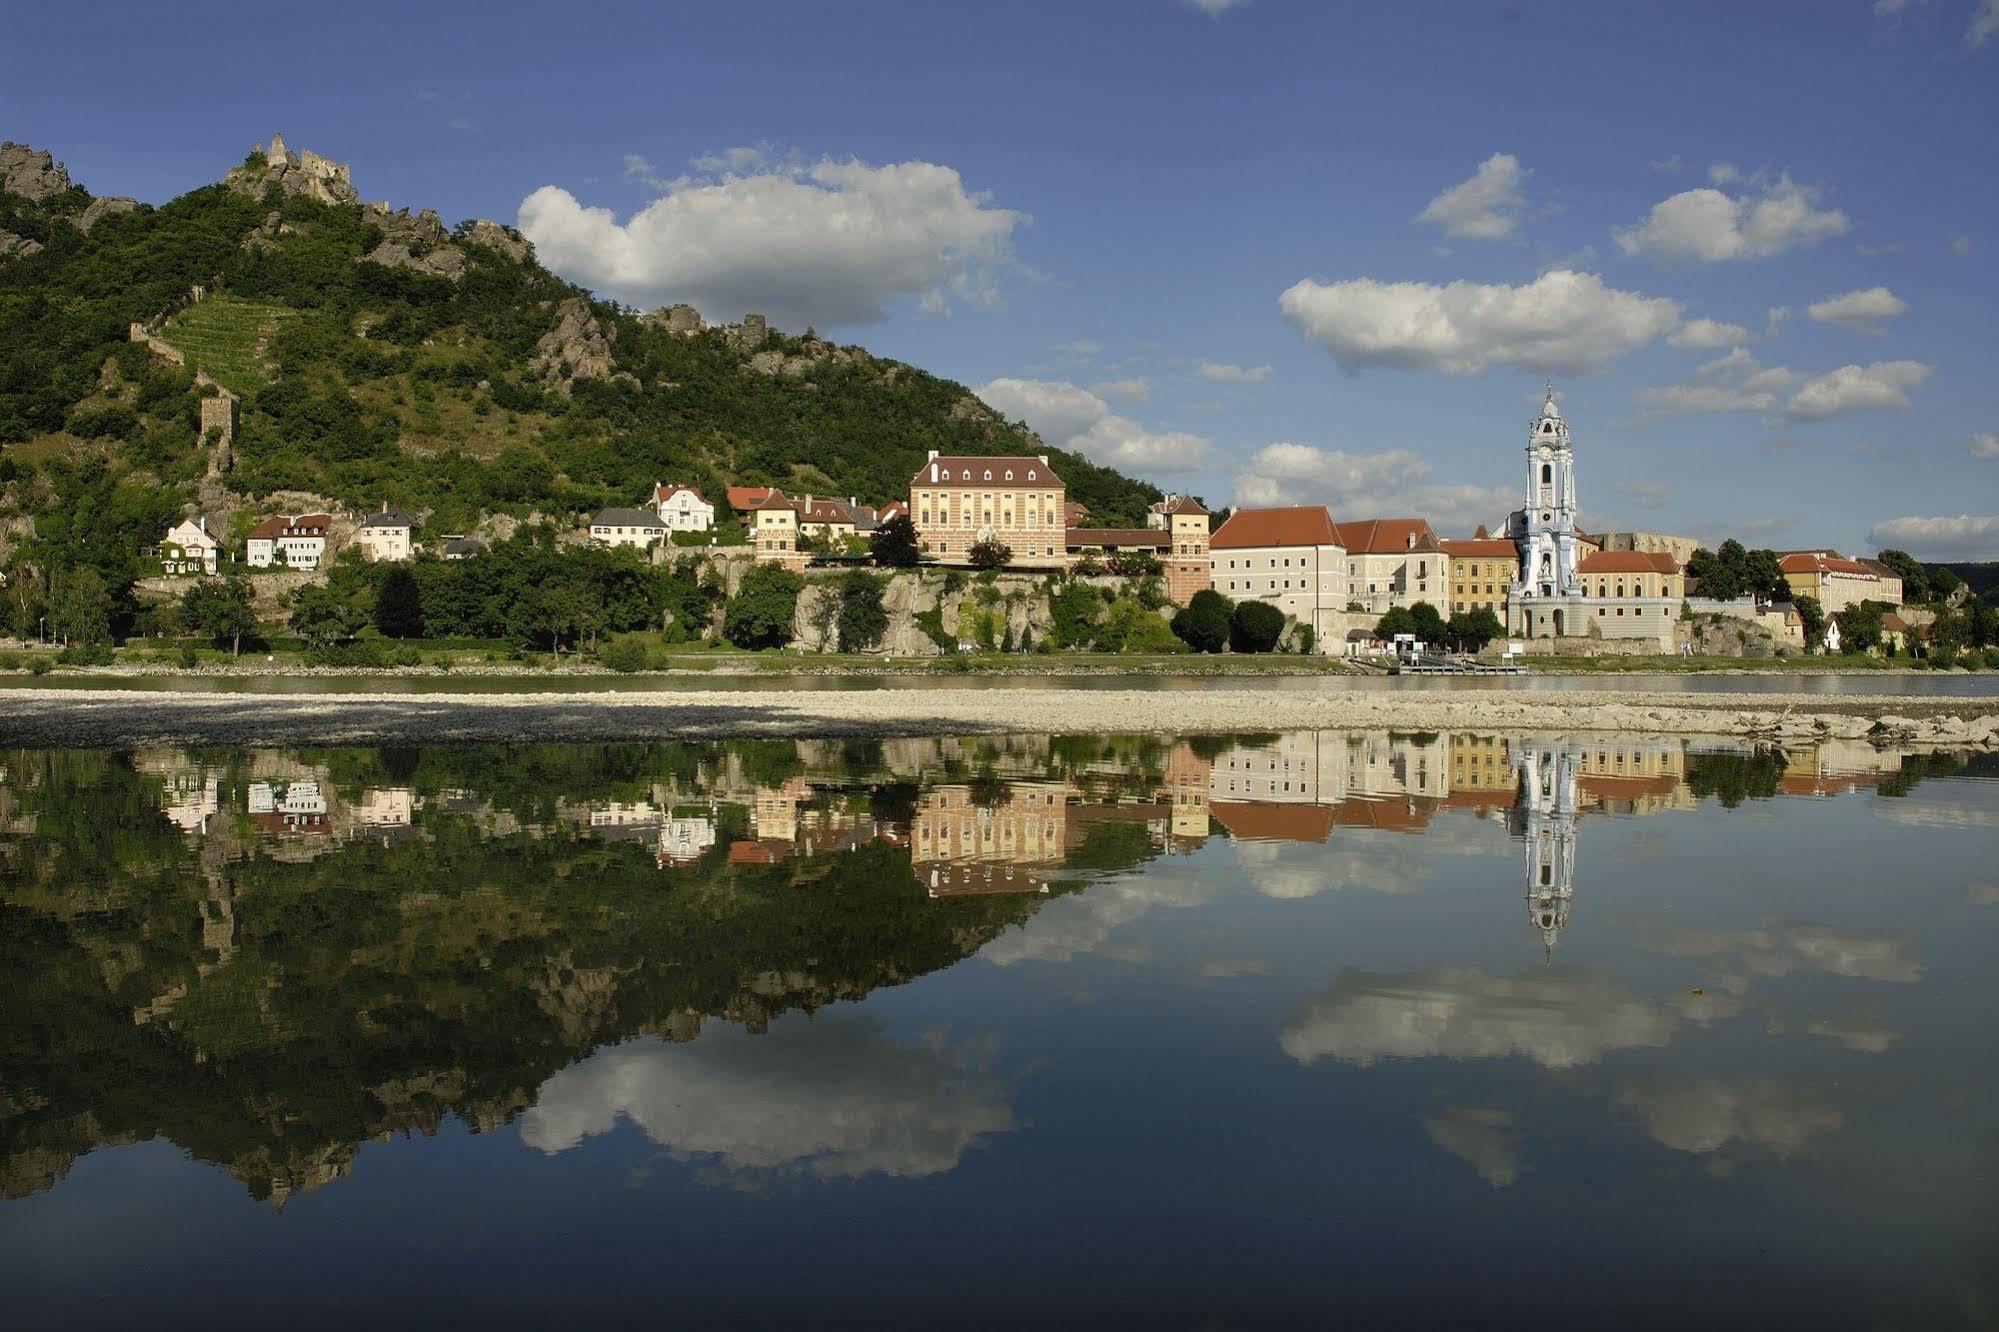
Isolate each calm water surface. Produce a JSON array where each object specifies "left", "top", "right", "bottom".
[{"left": 2, "top": 732, "right": 1995, "bottom": 1328}]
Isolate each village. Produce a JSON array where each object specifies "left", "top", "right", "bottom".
[{"left": 142, "top": 384, "right": 1932, "bottom": 663}]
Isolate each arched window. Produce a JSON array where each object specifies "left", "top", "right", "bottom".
[{"left": 1541, "top": 463, "right": 1552, "bottom": 484}]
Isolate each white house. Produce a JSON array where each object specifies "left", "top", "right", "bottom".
[
  {"left": 159, "top": 516, "right": 221, "bottom": 575},
  {"left": 1209, "top": 506, "right": 1349, "bottom": 651},
  {"left": 353, "top": 506, "right": 414, "bottom": 561},
  {"left": 247, "top": 514, "right": 331, "bottom": 570},
  {"left": 589, "top": 507, "right": 669, "bottom": 550},
  {"left": 653, "top": 483, "right": 715, "bottom": 533}
]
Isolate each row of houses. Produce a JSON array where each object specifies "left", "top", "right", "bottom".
[{"left": 155, "top": 506, "right": 471, "bottom": 575}]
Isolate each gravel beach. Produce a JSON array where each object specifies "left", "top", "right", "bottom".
[{"left": 1, "top": 684, "right": 1993, "bottom": 747}]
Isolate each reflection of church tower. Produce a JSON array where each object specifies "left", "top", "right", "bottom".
[{"left": 1514, "top": 743, "right": 1579, "bottom": 961}]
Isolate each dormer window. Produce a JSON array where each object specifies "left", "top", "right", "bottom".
[
  {"left": 983, "top": 470, "right": 992, "bottom": 480},
  {"left": 1027, "top": 470, "right": 1036, "bottom": 480},
  {"left": 1004, "top": 470, "right": 1013, "bottom": 480}
]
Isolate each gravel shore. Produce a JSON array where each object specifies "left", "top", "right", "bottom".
[{"left": 1, "top": 685, "right": 1994, "bottom": 748}]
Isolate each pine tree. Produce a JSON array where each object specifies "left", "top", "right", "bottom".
[{"left": 374, "top": 566, "right": 425, "bottom": 639}]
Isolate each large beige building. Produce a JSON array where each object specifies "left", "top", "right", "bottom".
[
  {"left": 910, "top": 451, "right": 1067, "bottom": 567},
  {"left": 1210, "top": 506, "right": 1348, "bottom": 649},
  {"left": 1439, "top": 538, "right": 1519, "bottom": 617},
  {"left": 1334, "top": 519, "right": 1445, "bottom": 615},
  {"left": 1779, "top": 552, "right": 1901, "bottom": 612}
]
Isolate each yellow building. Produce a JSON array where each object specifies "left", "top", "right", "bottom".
[
  {"left": 910, "top": 450, "right": 1067, "bottom": 568},
  {"left": 1439, "top": 538, "right": 1520, "bottom": 617}
]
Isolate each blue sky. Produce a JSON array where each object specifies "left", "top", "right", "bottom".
[{"left": 7, "top": 0, "right": 1997, "bottom": 557}]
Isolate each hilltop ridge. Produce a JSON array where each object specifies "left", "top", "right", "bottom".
[{"left": 0, "top": 132, "right": 1162, "bottom": 556}]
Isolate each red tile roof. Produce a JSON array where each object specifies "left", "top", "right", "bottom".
[
  {"left": 912, "top": 455, "right": 1063, "bottom": 487},
  {"left": 1149, "top": 495, "right": 1209, "bottom": 515},
  {"left": 1211, "top": 506, "right": 1339, "bottom": 549},
  {"left": 1780, "top": 552, "right": 1875, "bottom": 577},
  {"left": 1332, "top": 518, "right": 1440, "bottom": 554},
  {"left": 1439, "top": 538, "right": 1519, "bottom": 560},
  {"left": 726, "top": 485, "right": 776, "bottom": 511},
  {"left": 655, "top": 483, "right": 707, "bottom": 503},
  {"left": 1578, "top": 550, "right": 1678, "bottom": 574},
  {"left": 1209, "top": 801, "right": 1336, "bottom": 843}
]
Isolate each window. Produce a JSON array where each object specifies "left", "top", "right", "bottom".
[
  {"left": 1004, "top": 470, "right": 1013, "bottom": 481},
  {"left": 1541, "top": 463, "right": 1552, "bottom": 483}
]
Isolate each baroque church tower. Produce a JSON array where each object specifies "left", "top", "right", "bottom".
[
  {"left": 1513, "top": 741, "right": 1579, "bottom": 961},
  {"left": 1516, "top": 384, "right": 1580, "bottom": 600}
]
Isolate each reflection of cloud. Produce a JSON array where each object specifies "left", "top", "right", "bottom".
[
  {"left": 1422, "top": 1107, "right": 1523, "bottom": 1187},
  {"left": 520, "top": 1018, "right": 1017, "bottom": 1182},
  {"left": 1280, "top": 967, "right": 1680, "bottom": 1069},
  {"left": 1617, "top": 1078, "right": 1844, "bottom": 1158},
  {"left": 1199, "top": 957, "right": 1271, "bottom": 980},
  {"left": 1968, "top": 882, "right": 1999, "bottom": 906},
  {"left": 1648, "top": 921, "right": 1923, "bottom": 992},
  {"left": 1874, "top": 799, "right": 1999, "bottom": 830},
  {"left": 980, "top": 861, "right": 1216, "bottom": 966},
  {"left": 1805, "top": 1016, "right": 1899, "bottom": 1053},
  {"left": 1237, "top": 816, "right": 1506, "bottom": 901}
]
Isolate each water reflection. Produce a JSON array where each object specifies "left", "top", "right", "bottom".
[{"left": 1, "top": 731, "right": 1994, "bottom": 1325}]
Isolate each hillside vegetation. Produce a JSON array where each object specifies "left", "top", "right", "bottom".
[{"left": 0, "top": 139, "right": 1163, "bottom": 620}]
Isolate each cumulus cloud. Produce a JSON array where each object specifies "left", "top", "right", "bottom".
[
  {"left": 1279, "top": 967, "right": 1682, "bottom": 1069},
  {"left": 1972, "top": 0, "right": 1999, "bottom": 47},
  {"left": 1632, "top": 347, "right": 1801, "bottom": 419},
  {"left": 1416, "top": 153, "right": 1531, "bottom": 240},
  {"left": 1615, "top": 1077, "right": 1845, "bottom": 1159},
  {"left": 1422, "top": 1107, "right": 1523, "bottom": 1187},
  {"left": 1972, "top": 433, "right": 1999, "bottom": 459},
  {"left": 1232, "top": 443, "right": 1515, "bottom": 532},
  {"left": 1668, "top": 318, "right": 1754, "bottom": 350},
  {"left": 1807, "top": 286, "right": 1909, "bottom": 332},
  {"left": 1784, "top": 360, "right": 1932, "bottom": 421},
  {"left": 1614, "top": 176, "right": 1849, "bottom": 263},
  {"left": 1090, "top": 377, "right": 1151, "bottom": 402},
  {"left": 1189, "top": 0, "right": 1250, "bottom": 14},
  {"left": 976, "top": 377, "right": 1209, "bottom": 473},
  {"left": 519, "top": 1019, "right": 1016, "bottom": 1182},
  {"left": 1279, "top": 269, "right": 1678, "bottom": 376},
  {"left": 1645, "top": 920, "right": 1922, "bottom": 994},
  {"left": 1196, "top": 361, "right": 1275, "bottom": 384},
  {"left": 517, "top": 149, "right": 1023, "bottom": 329},
  {"left": 1868, "top": 513, "right": 1999, "bottom": 561}
]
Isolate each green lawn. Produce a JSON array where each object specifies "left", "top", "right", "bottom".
[{"left": 160, "top": 295, "right": 300, "bottom": 395}]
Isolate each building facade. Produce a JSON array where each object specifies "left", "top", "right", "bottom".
[
  {"left": 246, "top": 514, "right": 330, "bottom": 570},
  {"left": 910, "top": 451, "right": 1067, "bottom": 568},
  {"left": 1779, "top": 551, "right": 1901, "bottom": 612},
  {"left": 1209, "top": 506, "right": 1348, "bottom": 650},
  {"left": 353, "top": 506, "right": 413, "bottom": 561},
  {"left": 1507, "top": 387, "right": 1586, "bottom": 636},
  {"left": 1335, "top": 519, "right": 1445, "bottom": 616},
  {"left": 749, "top": 491, "right": 803, "bottom": 563},
  {"left": 1439, "top": 537, "right": 1519, "bottom": 618},
  {"left": 587, "top": 508, "right": 669, "bottom": 551},
  {"left": 653, "top": 484, "right": 715, "bottom": 533},
  {"left": 158, "top": 516, "right": 221, "bottom": 576}
]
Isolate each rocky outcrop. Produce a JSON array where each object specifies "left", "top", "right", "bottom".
[
  {"left": 75, "top": 195, "right": 137, "bottom": 232},
  {"left": 641, "top": 303, "right": 704, "bottom": 334},
  {"left": 528, "top": 297, "right": 634, "bottom": 393},
  {"left": 744, "top": 331, "right": 871, "bottom": 379},
  {"left": 360, "top": 205, "right": 465, "bottom": 279},
  {"left": 241, "top": 210, "right": 291, "bottom": 253},
  {"left": 462, "top": 218, "right": 532, "bottom": 264},
  {"left": 0, "top": 230, "right": 40, "bottom": 260},
  {"left": 0, "top": 141, "right": 72, "bottom": 201}
]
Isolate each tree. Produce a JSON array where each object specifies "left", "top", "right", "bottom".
[
  {"left": 967, "top": 537, "right": 1013, "bottom": 570},
  {"left": 374, "top": 565, "right": 425, "bottom": 639},
  {"left": 836, "top": 570, "right": 888, "bottom": 651},
  {"left": 181, "top": 579, "right": 258, "bottom": 658},
  {"left": 869, "top": 513, "right": 921, "bottom": 568},
  {"left": 1793, "top": 594, "right": 1826, "bottom": 652},
  {"left": 1107, "top": 548, "right": 1160, "bottom": 578},
  {"left": 1409, "top": 600, "right": 1446, "bottom": 644},
  {"left": 48, "top": 567, "right": 113, "bottom": 647},
  {"left": 1876, "top": 548, "right": 1928, "bottom": 603},
  {"left": 288, "top": 585, "right": 365, "bottom": 647},
  {"left": 1230, "top": 600, "right": 1285, "bottom": 654},
  {"left": 1446, "top": 607, "right": 1504, "bottom": 651},
  {"left": 723, "top": 565, "right": 805, "bottom": 649},
  {"left": 1375, "top": 606, "right": 1417, "bottom": 640},
  {"left": 1834, "top": 599, "right": 1884, "bottom": 653},
  {"left": 1170, "top": 588, "right": 1232, "bottom": 653}
]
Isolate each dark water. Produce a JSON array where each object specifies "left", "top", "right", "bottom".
[{"left": 2, "top": 734, "right": 1995, "bottom": 1329}]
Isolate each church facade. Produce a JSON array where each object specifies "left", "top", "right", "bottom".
[{"left": 1505, "top": 387, "right": 1681, "bottom": 648}]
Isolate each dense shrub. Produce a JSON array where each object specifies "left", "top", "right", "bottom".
[
  {"left": 724, "top": 565, "right": 805, "bottom": 649},
  {"left": 1171, "top": 588, "right": 1233, "bottom": 653},
  {"left": 1229, "top": 600, "right": 1285, "bottom": 654}
]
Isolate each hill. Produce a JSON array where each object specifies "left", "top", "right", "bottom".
[{"left": 0, "top": 135, "right": 1166, "bottom": 568}]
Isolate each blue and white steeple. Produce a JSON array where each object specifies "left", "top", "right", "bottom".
[{"left": 1515, "top": 383, "right": 1582, "bottom": 601}]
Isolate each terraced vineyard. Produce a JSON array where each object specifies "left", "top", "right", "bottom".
[{"left": 160, "top": 294, "right": 298, "bottom": 395}]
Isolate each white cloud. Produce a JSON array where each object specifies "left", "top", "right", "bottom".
[
  {"left": 1422, "top": 1107, "right": 1523, "bottom": 1188},
  {"left": 1633, "top": 347, "right": 1802, "bottom": 419},
  {"left": 1805, "top": 1016, "right": 1899, "bottom": 1053},
  {"left": 1648, "top": 155, "right": 1686, "bottom": 174},
  {"left": 1971, "top": 0, "right": 1999, "bottom": 48},
  {"left": 1807, "top": 286, "right": 1909, "bottom": 332},
  {"left": 1055, "top": 339, "right": 1103, "bottom": 357},
  {"left": 1195, "top": 361, "right": 1275, "bottom": 384},
  {"left": 1614, "top": 176, "right": 1849, "bottom": 263},
  {"left": 1646, "top": 921, "right": 1922, "bottom": 994},
  {"left": 519, "top": 1019, "right": 1017, "bottom": 1182},
  {"left": 978, "top": 857, "right": 1217, "bottom": 966},
  {"left": 1785, "top": 360, "right": 1932, "bottom": 421},
  {"left": 1233, "top": 443, "right": 1515, "bottom": 532},
  {"left": 1416, "top": 153, "right": 1530, "bottom": 240},
  {"left": 518, "top": 150, "right": 1023, "bottom": 329},
  {"left": 1971, "top": 432, "right": 1999, "bottom": 459},
  {"left": 1668, "top": 317, "right": 1754, "bottom": 350},
  {"left": 1874, "top": 0, "right": 1923, "bottom": 15},
  {"left": 1616, "top": 1077, "right": 1844, "bottom": 1159},
  {"left": 976, "top": 378, "right": 1209, "bottom": 473},
  {"left": 1189, "top": 0, "right": 1250, "bottom": 13},
  {"left": 1279, "top": 269, "right": 1679, "bottom": 375},
  {"left": 1708, "top": 162, "right": 1740, "bottom": 185},
  {"left": 1609, "top": 480, "right": 1673, "bottom": 511},
  {"left": 1090, "top": 377, "right": 1151, "bottom": 402},
  {"left": 1279, "top": 967, "right": 1683, "bottom": 1069},
  {"left": 1870, "top": 514, "right": 1999, "bottom": 561}
]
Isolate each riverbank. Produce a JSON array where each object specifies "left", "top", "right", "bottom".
[{"left": 2, "top": 684, "right": 1993, "bottom": 748}]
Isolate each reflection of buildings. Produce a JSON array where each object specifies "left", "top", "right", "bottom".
[
  {"left": 1514, "top": 743, "right": 1580, "bottom": 961},
  {"left": 913, "top": 780, "right": 1069, "bottom": 896}
]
